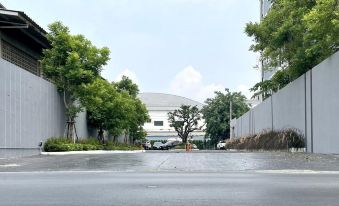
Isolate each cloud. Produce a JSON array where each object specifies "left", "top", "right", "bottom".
[
  {"left": 236, "top": 84, "right": 252, "bottom": 99},
  {"left": 168, "top": 0, "right": 236, "bottom": 8},
  {"left": 169, "top": 66, "right": 224, "bottom": 102},
  {"left": 169, "top": 66, "right": 254, "bottom": 102},
  {"left": 114, "top": 69, "right": 139, "bottom": 84}
]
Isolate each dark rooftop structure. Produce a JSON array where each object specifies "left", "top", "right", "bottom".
[{"left": 0, "top": 4, "right": 49, "bottom": 76}]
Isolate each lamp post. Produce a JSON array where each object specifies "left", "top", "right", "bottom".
[
  {"left": 225, "top": 88, "right": 233, "bottom": 139},
  {"left": 229, "top": 99, "right": 233, "bottom": 139}
]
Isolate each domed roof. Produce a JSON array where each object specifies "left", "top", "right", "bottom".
[{"left": 138, "top": 93, "right": 204, "bottom": 111}]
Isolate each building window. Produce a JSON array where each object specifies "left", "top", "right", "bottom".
[
  {"left": 1, "top": 40, "right": 40, "bottom": 76},
  {"left": 154, "top": 121, "right": 163, "bottom": 126},
  {"left": 147, "top": 119, "right": 152, "bottom": 123}
]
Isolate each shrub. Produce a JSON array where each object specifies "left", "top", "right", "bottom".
[
  {"left": 43, "top": 137, "right": 142, "bottom": 152},
  {"left": 225, "top": 129, "right": 305, "bottom": 151},
  {"left": 192, "top": 140, "right": 205, "bottom": 150}
]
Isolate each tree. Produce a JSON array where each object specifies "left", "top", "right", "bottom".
[
  {"left": 40, "top": 22, "right": 110, "bottom": 141},
  {"left": 80, "top": 77, "right": 149, "bottom": 144},
  {"left": 250, "top": 69, "right": 290, "bottom": 99},
  {"left": 202, "top": 90, "right": 249, "bottom": 146},
  {"left": 127, "top": 98, "right": 149, "bottom": 143},
  {"left": 113, "top": 77, "right": 149, "bottom": 143},
  {"left": 168, "top": 105, "right": 203, "bottom": 150},
  {"left": 245, "top": 0, "right": 338, "bottom": 95},
  {"left": 79, "top": 78, "right": 130, "bottom": 143},
  {"left": 113, "top": 76, "right": 139, "bottom": 98},
  {"left": 303, "top": 0, "right": 339, "bottom": 66}
]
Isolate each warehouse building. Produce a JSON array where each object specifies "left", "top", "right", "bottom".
[{"left": 138, "top": 93, "right": 206, "bottom": 142}]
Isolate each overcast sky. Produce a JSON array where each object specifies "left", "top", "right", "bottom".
[{"left": 3, "top": 0, "right": 260, "bottom": 102}]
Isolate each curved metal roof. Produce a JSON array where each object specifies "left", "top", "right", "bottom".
[{"left": 138, "top": 92, "right": 204, "bottom": 111}]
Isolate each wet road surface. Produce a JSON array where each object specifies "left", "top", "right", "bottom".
[
  {"left": 1, "top": 151, "right": 339, "bottom": 172},
  {"left": 1, "top": 151, "right": 339, "bottom": 205}
]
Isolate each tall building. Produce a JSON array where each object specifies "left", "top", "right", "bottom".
[
  {"left": 259, "top": 0, "right": 278, "bottom": 82},
  {"left": 260, "top": 0, "right": 272, "bottom": 19}
]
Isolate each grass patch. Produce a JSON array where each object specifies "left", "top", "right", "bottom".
[
  {"left": 225, "top": 129, "right": 305, "bottom": 151},
  {"left": 43, "top": 137, "right": 142, "bottom": 152}
]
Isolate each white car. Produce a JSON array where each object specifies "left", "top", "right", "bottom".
[
  {"left": 142, "top": 141, "right": 152, "bottom": 150},
  {"left": 217, "top": 141, "right": 226, "bottom": 150}
]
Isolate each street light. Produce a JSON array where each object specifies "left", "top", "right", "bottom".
[{"left": 225, "top": 88, "right": 233, "bottom": 139}]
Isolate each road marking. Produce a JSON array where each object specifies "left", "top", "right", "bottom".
[
  {"left": 147, "top": 185, "right": 158, "bottom": 188},
  {"left": 0, "top": 164, "right": 20, "bottom": 167},
  {"left": 255, "top": 170, "right": 339, "bottom": 175}
]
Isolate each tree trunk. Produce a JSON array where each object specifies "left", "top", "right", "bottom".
[
  {"left": 66, "top": 117, "right": 77, "bottom": 143},
  {"left": 182, "top": 136, "right": 191, "bottom": 152},
  {"left": 97, "top": 126, "right": 104, "bottom": 144},
  {"left": 63, "top": 91, "right": 78, "bottom": 143}
]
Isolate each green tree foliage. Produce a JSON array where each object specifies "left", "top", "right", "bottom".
[
  {"left": 112, "top": 76, "right": 149, "bottom": 143},
  {"left": 127, "top": 98, "right": 149, "bottom": 143},
  {"left": 246, "top": 0, "right": 338, "bottom": 98},
  {"left": 80, "top": 78, "right": 149, "bottom": 144},
  {"left": 79, "top": 78, "right": 129, "bottom": 142},
  {"left": 113, "top": 76, "right": 139, "bottom": 98},
  {"left": 202, "top": 90, "right": 250, "bottom": 145},
  {"left": 40, "top": 21, "right": 110, "bottom": 140},
  {"left": 303, "top": 0, "right": 339, "bottom": 64},
  {"left": 250, "top": 69, "right": 290, "bottom": 99},
  {"left": 168, "top": 105, "right": 203, "bottom": 146}
]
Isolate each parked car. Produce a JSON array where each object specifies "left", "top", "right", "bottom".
[
  {"left": 217, "top": 141, "right": 226, "bottom": 150},
  {"left": 152, "top": 142, "right": 164, "bottom": 150},
  {"left": 160, "top": 140, "right": 180, "bottom": 150},
  {"left": 142, "top": 141, "right": 152, "bottom": 150}
]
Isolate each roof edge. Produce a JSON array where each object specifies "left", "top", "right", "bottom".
[{"left": 139, "top": 92, "right": 204, "bottom": 106}]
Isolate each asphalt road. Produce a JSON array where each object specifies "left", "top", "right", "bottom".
[{"left": 1, "top": 151, "right": 339, "bottom": 206}]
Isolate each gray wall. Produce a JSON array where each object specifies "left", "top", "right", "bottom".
[
  {"left": 0, "top": 58, "right": 91, "bottom": 154},
  {"left": 311, "top": 53, "right": 339, "bottom": 153},
  {"left": 233, "top": 51, "right": 339, "bottom": 154}
]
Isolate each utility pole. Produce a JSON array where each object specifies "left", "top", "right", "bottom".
[
  {"left": 226, "top": 88, "right": 233, "bottom": 139},
  {"left": 229, "top": 100, "right": 233, "bottom": 139}
]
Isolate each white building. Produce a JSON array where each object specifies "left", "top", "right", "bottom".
[
  {"left": 259, "top": 0, "right": 279, "bottom": 82},
  {"left": 138, "top": 93, "right": 206, "bottom": 141}
]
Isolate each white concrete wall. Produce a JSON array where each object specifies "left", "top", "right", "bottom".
[{"left": 233, "top": 51, "right": 339, "bottom": 154}]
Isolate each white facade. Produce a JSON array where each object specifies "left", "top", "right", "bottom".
[
  {"left": 138, "top": 93, "right": 206, "bottom": 141},
  {"left": 143, "top": 110, "right": 175, "bottom": 132},
  {"left": 260, "top": 0, "right": 272, "bottom": 19},
  {"left": 259, "top": 0, "right": 279, "bottom": 82}
]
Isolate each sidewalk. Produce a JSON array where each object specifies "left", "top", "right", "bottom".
[{"left": 41, "top": 150, "right": 145, "bottom": 155}]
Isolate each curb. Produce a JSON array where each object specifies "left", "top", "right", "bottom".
[{"left": 41, "top": 150, "right": 145, "bottom": 155}]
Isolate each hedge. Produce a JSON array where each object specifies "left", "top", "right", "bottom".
[{"left": 43, "top": 137, "right": 142, "bottom": 152}]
